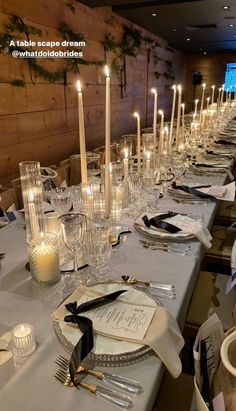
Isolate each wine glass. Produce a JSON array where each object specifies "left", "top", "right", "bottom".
[
  {"left": 171, "top": 152, "right": 185, "bottom": 184},
  {"left": 142, "top": 172, "right": 160, "bottom": 212},
  {"left": 59, "top": 213, "right": 87, "bottom": 276}
]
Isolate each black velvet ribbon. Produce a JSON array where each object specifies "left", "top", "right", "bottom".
[
  {"left": 64, "top": 289, "right": 127, "bottom": 386},
  {"left": 142, "top": 213, "right": 181, "bottom": 234},
  {"left": 215, "top": 139, "right": 236, "bottom": 146},
  {"left": 172, "top": 181, "right": 215, "bottom": 199}
]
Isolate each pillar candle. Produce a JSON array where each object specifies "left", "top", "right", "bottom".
[
  {"left": 211, "top": 85, "right": 215, "bottom": 105},
  {"left": 133, "top": 112, "right": 141, "bottom": 173},
  {"left": 151, "top": 88, "right": 158, "bottom": 168},
  {"left": 176, "top": 85, "right": 182, "bottom": 150},
  {"left": 104, "top": 65, "right": 111, "bottom": 217},
  {"left": 169, "top": 85, "right": 176, "bottom": 146},
  {"left": 76, "top": 81, "right": 88, "bottom": 185}
]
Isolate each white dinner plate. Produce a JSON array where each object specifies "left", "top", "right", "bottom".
[{"left": 53, "top": 282, "right": 162, "bottom": 366}]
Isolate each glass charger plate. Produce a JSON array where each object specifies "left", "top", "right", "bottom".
[{"left": 53, "top": 281, "right": 162, "bottom": 367}]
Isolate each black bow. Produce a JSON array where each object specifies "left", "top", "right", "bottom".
[
  {"left": 172, "top": 181, "right": 215, "bottom": 199},
  {"left": 142, "top": 214, "right": 181, "bottom": 234},
  {"left": 64, "top": 290, "right": 127, "bottom": 386}
]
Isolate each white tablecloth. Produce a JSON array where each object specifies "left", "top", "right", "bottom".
[{"left": 0, "top": 172, "right": 228, "bottom": 411}]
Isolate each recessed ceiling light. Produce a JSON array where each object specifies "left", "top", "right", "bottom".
[
  {"left": 204, "top": 51, "right": 207, "bottom": 54},
  {"left": 229, "top": 24, "right": 235, "bottom": 27},
  {"left": 152, "top": 13, "right": 157, "bottom": 16},
  {"left": 223, "top": 6, "right": 230, "bottom": 10},
  {"left": 173, "top": 28, "right": 177, "bottom": 32},
  {"left": 187, "top": 38, "right": 191, "bottom": 41}
]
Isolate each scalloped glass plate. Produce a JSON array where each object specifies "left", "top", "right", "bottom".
[{"left": 53, "top": 281, "right": 162, "bottom": 367}]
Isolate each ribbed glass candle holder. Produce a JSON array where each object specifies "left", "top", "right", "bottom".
[
  {"left": 19, "top": 161, "right": 45, "bottom": 241},
  {"left": 12, "top": 323, "right": 36, "bottom": 358}
]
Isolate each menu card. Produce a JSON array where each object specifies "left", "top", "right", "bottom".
[{"left": 53, "top": 287, "right": 156, "bottom": 341}]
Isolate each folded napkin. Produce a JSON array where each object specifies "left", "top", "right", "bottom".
[
  {"left": 0, "top": 332, "right": 12, "bottom": 366},
  {"left": 52, "top": 285, "right": 184, "bottom": 378},
  {"left": 198, "top": 182, "right": 235, "bottom": 201},
  {"left": 137, "top": 212, "right": 212, "bottom": 248}
]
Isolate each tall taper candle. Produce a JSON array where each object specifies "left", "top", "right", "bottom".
[
  {"left": 134, "top": 112, "right": 141, "bottom": 173},
  {"left": 151, "top": 88, "right": 158, "bottom": 168},
  {"left": 157, "top": 109, "right": 164, "bottom": 170},
  {"left": 194, "top": 99, "right": 199, "bottom": 116},
  {"left": 176, "top": 84, "right": 182, "bottom": 150},
  {"left": 76, "top": 80, "right": 88, "bottom": 185},
  {"left": 200, "top": 83, "right": 206, "bottom": 123},
  {"left": 221, "top": 84, "right": 224, "bottom": 105},
  {"left": 169, "top": 85, "right": 176, "bottom": 147},
  {"left": 104, "top": 65, "right": 111, "bottom": 217},
  {"left": 211, "top": 85, "right": 215, "bottom": 105},
  {"left": 181, "top": 103, "right": 185, "bottom": 135}
]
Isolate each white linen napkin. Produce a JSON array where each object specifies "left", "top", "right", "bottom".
[
  {"left": 52, "top": 285, "right": 184, "bottom": 378},
  {"left": 0, "top": 332, "right": 12, "bottom": 366},
  {"left": 198, "top": 181, "right": 235, "bottom": 201},
  {"left": 137, "top": 212, "right": 212, "bottom": 249}
]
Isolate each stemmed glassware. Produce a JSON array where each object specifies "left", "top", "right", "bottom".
[
  {"left": 142, "top": 172, "right": 160, "bottom": 212},
  {"left": 50, "top": 188, "right": 72, "bottom": 216},
  {"left": 59, "top": 213, "right": 87, "bottom": 279}
]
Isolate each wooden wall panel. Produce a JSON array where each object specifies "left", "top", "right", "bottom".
[
  {"left": 184, "top": 52, "right": 236, "bottom": 112},
  {"left": 0, "top": 0, "right": 185, "bottom": 185}
]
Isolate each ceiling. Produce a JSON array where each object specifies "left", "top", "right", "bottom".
[{"left": 79, "top": 0, "right": 236, "bottom": 54}]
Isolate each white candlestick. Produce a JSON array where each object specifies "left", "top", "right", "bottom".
[
  {"left": 28, "top": 191, "right": 40, "bottom": 240},
  {"left": 169, "top": 85, "right": 176, "bottom": 148},
  {"left": 176, "top": 85, "right": 182, "bottom": 150},
  {"left": 146, "top": 151, "right": 151, "bottom": 174},
  {"left": 229, "top": 85, "right": 232, "bottom": 102},
  {"left": 181, "top": 103, "right": 185, "bottom": 134},
  {"left": 163, "top": 126, "right": 169, "bottom": 155},
  {"left": 221, "top": 84, "right": 224, "bottom": 105},
  {"left": 151, "top": 88, "right": 158, "bottom": 168},
  {"left": 104, "top": 65, "right": 111, "bottom": 217},
  {"left": 200, "top": 83, "right": 206, "bottom": 123},
  {"left": 194, "top": 99, "right": 199, "bottom": 116},
  {"left": 211, "top": 85, "right": 215, "bottom": 105},
  {"left": 226, "top": 89, "right": 229, "bottom": 103},
  {"left": 157, "top": 110, "right": 164, "bottom": 170},
  {"left": 76, "top": 80, "right": 88, "bottom": 185},
  {"left": 133, "top": 112, "right": 141, "bottom": 173},
  {"left": 123, "top": 148, "right": 129, "bottom": 179}
]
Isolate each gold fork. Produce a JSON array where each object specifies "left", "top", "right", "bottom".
[
  {"left": 55, "top": 368, "right": 133, "bottom": 409},
  {"left": 55, "top": 355, "right": 142, "bottom": 394}
]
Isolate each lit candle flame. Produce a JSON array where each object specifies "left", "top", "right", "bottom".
[
  {"left": 124, "top": 148, "right": 129, "bottom": 158},
  {"left": 104, "top": 65, "right": 110, "bottom": 77},
  {"left": 211, "top": 85, "right": 215, "bottom": 89},
  {"left": 158, "top": 109, "right": 164, "bottom": 116},
  {"left": 151, "top": 88, "right": 157, "bottom": 94},
  {"left": 195, "top": 99, "right": 199, "bottom": 103},
  {"left": 177, "top": 84, "right": 182, "bottom": 92},
  {"left": 28, "top": 191, "right": 34, "bottom": 202},
  {"left": 172, "top": 84, "right": 176, "bottom": 90},
  {"left": 76, "top": 80, "right": 81, "bottom": 93},
  {"left": 133, "top": 111, "right": 140, "bottom": 118},
  {"left": 146, "top": 151, "right": 151, "bottom": 160},
  {"left": 202, "top": 83, "right": 206, "bottom": 89}
]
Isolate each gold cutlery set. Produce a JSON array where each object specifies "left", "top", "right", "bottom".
[{"left": 55, "top": 355, "right": 142, "bottom": 409}]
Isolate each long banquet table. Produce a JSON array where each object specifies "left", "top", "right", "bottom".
[{"left": 0, "top": 171, "right": 229, "bottom": 411}]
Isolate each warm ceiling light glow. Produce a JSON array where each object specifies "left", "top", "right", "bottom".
[
  {"left": 229, "top": 24, "right": 235, "bottom": 27},
  {"left": 223, "top": 5, "right": 230, "bottom": 10},
  {"left": 187, "top": 38, "right": 190, "bottom": 41},
  {"left": 204, "top": 51, "right": 207, "bottom": 55},
  {"left": 173, "top": 28, "right": 177, "bottom": 32},
  {"left": 152, "top": 13, "right": 157, "bottom": 16}
]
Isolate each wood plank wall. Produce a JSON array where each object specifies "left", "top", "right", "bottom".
[
  {"left": 184, "top": 52, "right": 236, "bottom": 112},
  {"left": 0, "top": 0, "right": 185, "bottom": 185}
]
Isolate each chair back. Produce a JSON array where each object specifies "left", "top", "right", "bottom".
[
  {"left": 10, "top": 178, "right": 23, "bottom": 209},
  {"left": 0, "top": 187, "right": 17, "bottom": 211}
]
